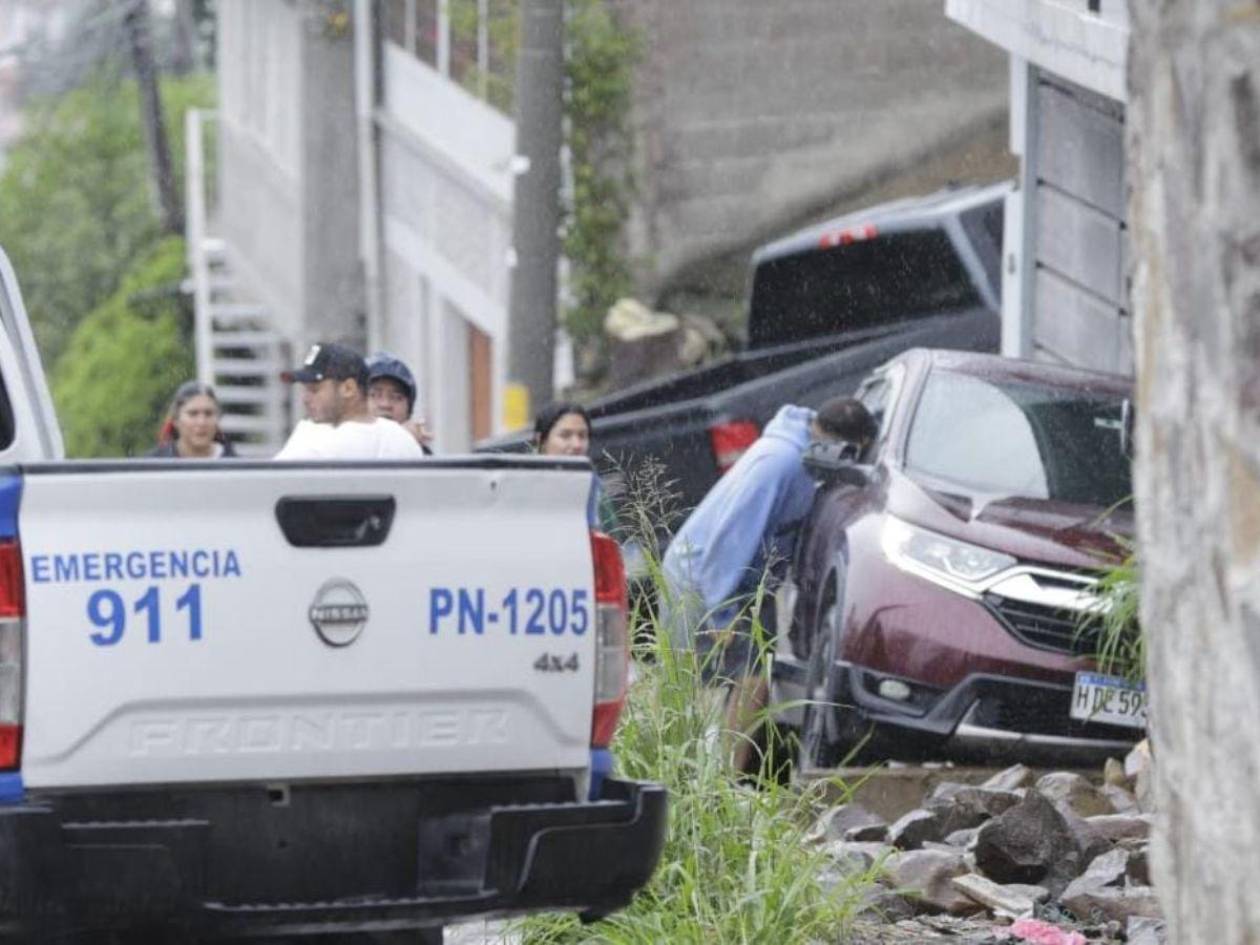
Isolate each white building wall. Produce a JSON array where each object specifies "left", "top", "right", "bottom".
[
  {"left": 215, "top": 0, "right": 305, "bottom": 340},
  {"left": 375, "top": 41, "right": 515, "bottom": 450}
]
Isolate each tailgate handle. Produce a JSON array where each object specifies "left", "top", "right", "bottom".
[{"left": 275, "top": 496, "right": 396, "bottom": 548}]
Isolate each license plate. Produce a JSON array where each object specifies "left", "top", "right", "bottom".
[{"left": 1070, "top": 672, "right": 1148, "bottom": 729}]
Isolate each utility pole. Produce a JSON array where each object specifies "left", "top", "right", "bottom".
[
  {"left": 123, "top": 0, "right": 184, "bottom": 235},
  {"left": 504, "top": 0, "right": 564, "bottom": 430}
]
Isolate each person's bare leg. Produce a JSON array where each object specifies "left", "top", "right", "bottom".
[{"left": 724, "top": 673, "right": 769, "bottom": 773}]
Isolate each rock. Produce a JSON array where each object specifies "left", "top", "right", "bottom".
[
  {"left": 883, "top": 849, "right": 983, "bottom": 915},
  {"left": 1126, "top": 916, "right": 1168, "bottom": 945},
  {"left": 1070, "top": 847, "right": 1129, "bottom": 889},
  {"left": 927, "top": 785, "right": 1022, "bottom": 834},
  {"left": 1084, "top": 813, "right": 1152, "bottom": 843},
  {"left": 809, "top": 802, "right": 887, "bottom": 843},
  {"left": 1124, "top": 739, "right": 1151, "bottom": 781},
  {"left": 950, "top": 872, "right": 1040, "bottom": 917},
  {"left": 973, "top": 791, "right": 1084, "bottom": 896},
  {"left": 1124, "top": 741, "right": 1156, "bottom": 811},
  {"left": 1035, "top": 772, "right": 1115, "bottom": 818},
  {"left": 851, "top": 885, "right": 918, "bottom": 922},
  {"left": 1103, "top": 756, "right": 1129, "bottom": 788},
  {"left": 925, "top": 780, "right": 971, "bottom": 804},
  {"left": 1059, "top": 849, "right": 1162, "bottom": 924},
  {"left": 845, "top": 822, "right": 890, "bottom": 842},
  {"left": 1006, "top": 883, "right": 1051, "bottom": 904},
  {"left": 604, "top": 299, "right": 682, "bottom": 388},
  {"left": 821, "top": 840, "right": 894, "bottom": 874},
  {"left": 983, "top": 763, "right": 1037, "bottom": 793},
  {"left": 1060, "top": 882, "right": 1162, "bottom": 925},
  {"left": 1102, "top": 783, "right": 1140, "bottom": 815},
  {"left": 945, "top": 827, "right": 980, "bottom": 848},
  {"left": 677, "top": 313, "right": 727, "bottom": 366},
  {"left": 1122, "top": 841, "right": 1152, "bottom": 886},
  {"left": 1056, "top": 805, "right": 1114, "bottom": 866},
  {"left": 888, "top": 808, "right": 945, "bottom": 850}
]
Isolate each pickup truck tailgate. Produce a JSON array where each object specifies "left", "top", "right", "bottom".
[{"left": 17, "top": 459, "right": 599, "bottom": 789}]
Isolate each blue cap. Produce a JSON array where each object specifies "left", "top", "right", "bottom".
[{"left": 365, "top": 352, "right": 417, "bottom": 412}]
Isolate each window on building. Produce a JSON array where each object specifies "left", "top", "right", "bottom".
[{"left": 384, "top": 0, "right": 517, "bottom": 114}]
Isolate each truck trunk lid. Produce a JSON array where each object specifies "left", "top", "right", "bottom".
[{"left": 17, "top": 459, "right": 599, "bottom": 789}]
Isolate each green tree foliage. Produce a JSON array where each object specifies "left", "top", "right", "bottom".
[
  {"left": 562, "top": 0, "right": 639, "bottom": 352},
  {"left": 0, "top": 74, "right": 212, "bottom": 367},
  {"left": 52, "top": 237, "right": 194, "bottom": 459}
]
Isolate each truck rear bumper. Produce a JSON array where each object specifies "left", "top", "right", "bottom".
[{"left": 0, "top": 775, "right": 667, "bottom": 940}]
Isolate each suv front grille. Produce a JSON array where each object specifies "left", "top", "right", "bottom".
[{"left": 983, "top": 593, "right": 1100, "bottom": 656}]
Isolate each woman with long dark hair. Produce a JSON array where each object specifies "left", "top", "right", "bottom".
[
  {"left": 533, "top": 402, "right": 616, "bottom": 531},
  {"left": 148, "top": 381, "right": 237, "bottom": 459}
]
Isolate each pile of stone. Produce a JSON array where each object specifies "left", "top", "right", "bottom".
[
  {"left": 815, "top": 743, "right": 1164, "bottom": 944},
  {"left": 602, "top": 299, "right": 727, "bottom": 389}
]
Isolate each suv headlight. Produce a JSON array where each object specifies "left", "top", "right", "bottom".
[{"left": 881, "top": 516, "right": 1016, "bottom": 592}]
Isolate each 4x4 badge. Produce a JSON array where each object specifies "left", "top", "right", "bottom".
[{"left": 308, "top": 579, "right": 369, "bottom": 647}]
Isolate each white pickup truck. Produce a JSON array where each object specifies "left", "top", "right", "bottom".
[{"left": 0, "top": 249, "right": 666, "bottom": 943}]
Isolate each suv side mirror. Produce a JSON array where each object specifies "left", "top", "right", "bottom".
[{"left": 803, "top": 441, "right": 870, "bottom": 488}]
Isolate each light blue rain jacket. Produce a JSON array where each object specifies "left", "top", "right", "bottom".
[{"left": 662, "top": 404, "right": 819, "bottom": 628}]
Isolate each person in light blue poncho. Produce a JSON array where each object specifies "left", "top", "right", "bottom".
[{"left": 662, "top": 397, "right": 877, "bottom": 770}]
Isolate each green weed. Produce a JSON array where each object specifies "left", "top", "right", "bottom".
[{"left": 515, "top": 472, "right": 875, "bottom": 943}]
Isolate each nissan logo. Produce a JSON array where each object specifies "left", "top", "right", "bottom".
[{"left": 308, "top": 579, "right": 369, "bottom": 647}]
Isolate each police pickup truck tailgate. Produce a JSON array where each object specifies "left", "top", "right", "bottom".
[{"left": 17, "top": 459, "right": 599, "bottom": 789}]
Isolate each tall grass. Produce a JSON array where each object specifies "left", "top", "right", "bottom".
[
  {"left": 514, "top": 461, "right": 875, "bottom": 944},
  {"left": 1085, "top": 550, "right": 1144, "bottom": 682},
  {"left": 1073, "top": 525, "right": 1144, "bottom": 683},
  {"left": 516, "top": 635, "right": 873, "bottom": 944}
]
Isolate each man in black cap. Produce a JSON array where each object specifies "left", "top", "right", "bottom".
[{"left": 274, "top": 342, "right": 424, "bottom": 460}]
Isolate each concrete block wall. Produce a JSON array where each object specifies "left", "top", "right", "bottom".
[{"left": 617, "top": 0, "right": 1011, "bottom": 302}]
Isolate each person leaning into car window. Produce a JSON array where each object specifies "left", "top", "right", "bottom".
[{"left": 661, "top": 397, "right": 877, "bottom": 773}]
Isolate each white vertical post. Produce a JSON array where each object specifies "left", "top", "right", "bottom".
[
  {"left": 404, "top": 0, "right": 417, "bottom": 55},
  {"left": 354, "top": 0, "right": 385, "bottom": 351},
  {"left": 185, "top": 108, "right": 214, "bottom": 386},
  {"left": 477, "top": 0, "right": 489, "bottom": 98},
  {"left": 1003, "top": 56, "right": 1040, "bottom": 359},
  {"left": 437, "top": 0, "right": 451, "bottom": 77}
]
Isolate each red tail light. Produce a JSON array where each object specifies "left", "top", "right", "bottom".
[
  {"left": 0, "top": 542, "right": 24, "bottom": 770},
  {"left": 818, "top": 222, "right": 878, "bottom": 249},
  {"left": 709, "top": 419, "right": 760, "bottom": 475},
  {"left": 590, "top": 531, "right": 628, "bottom": 748}
]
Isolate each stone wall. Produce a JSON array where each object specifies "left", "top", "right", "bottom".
[{"left": 618, "top": 0, "right": 1011, "bottom": 305}]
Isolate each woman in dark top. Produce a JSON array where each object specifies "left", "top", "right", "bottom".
[
  {"left": 148, "top": 381, "right": 237, "bottom": 459},
  {"left": 534, "top": 402, "right": 615, "bottom": 532}
]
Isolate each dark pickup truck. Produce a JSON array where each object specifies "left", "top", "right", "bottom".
[{"left": 480, "top": 182, "right": 1010, "bottom": 515}]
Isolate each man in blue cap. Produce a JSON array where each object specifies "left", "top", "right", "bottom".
[{"left": 366, "top": 352, "right": 433, "bottom": 453}]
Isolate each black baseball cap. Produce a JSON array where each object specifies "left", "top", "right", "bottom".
[{"left": 282, "top": 343, "right": 368, "bottom": 386}]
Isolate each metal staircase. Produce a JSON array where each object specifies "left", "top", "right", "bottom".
[{"left": 185, "top": 110, "right": 290, "bottom": 458}]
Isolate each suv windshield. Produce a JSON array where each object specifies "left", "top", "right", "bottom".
[
  {"left": 905, "top": 369, "right": 1132, "bottom": 507},
  {"left": 747, "top": 228, "right": 982, "bottom": 349}
]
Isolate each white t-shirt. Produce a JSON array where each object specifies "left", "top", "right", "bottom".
[{"left": 274, "top": 418, "right": 425, "bottom": 461}]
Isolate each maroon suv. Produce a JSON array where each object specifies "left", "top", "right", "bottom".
[{"left": 772, "top": 349, "right": 1141, "bottom": 768}]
